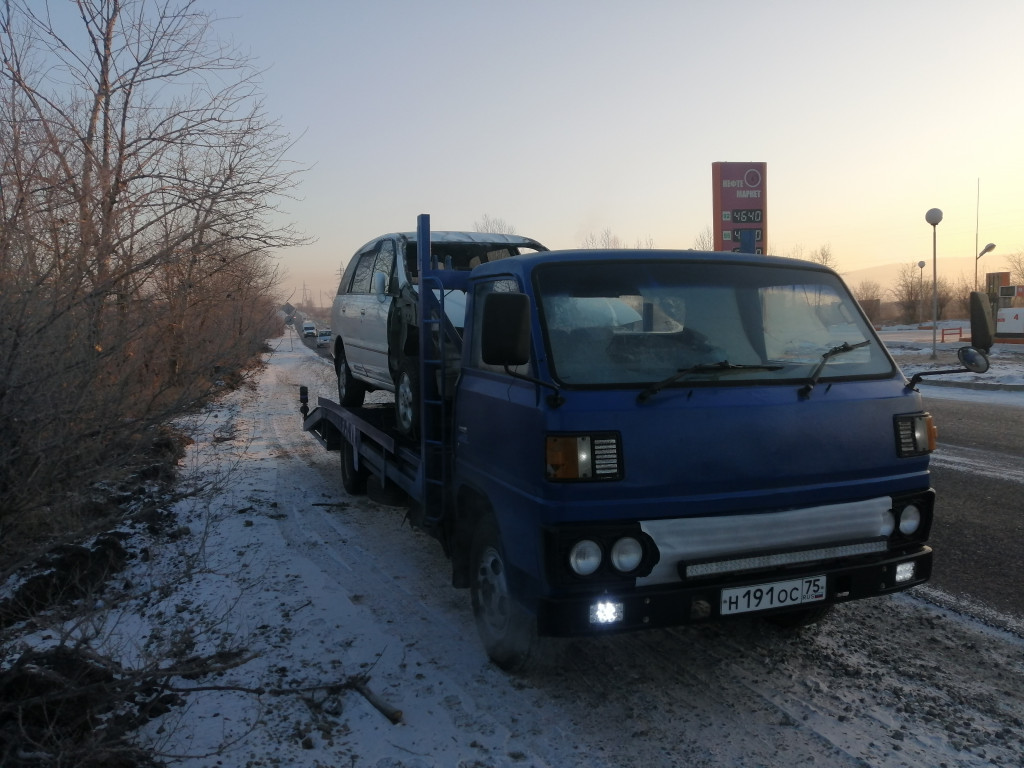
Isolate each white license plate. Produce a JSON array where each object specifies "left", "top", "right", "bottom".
[{"left": 720, "top": 575, "right": 826, "bottom": 616}]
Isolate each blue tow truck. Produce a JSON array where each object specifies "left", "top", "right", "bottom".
[{"left": 302, "top": 214, "right": 993, "bottom": 670}]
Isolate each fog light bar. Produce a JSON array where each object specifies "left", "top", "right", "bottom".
[
  {"left": 895, "top": 562, "right": 916, "bottom": 583},
  {"left": 590, "top": 600, "right": 624, "bottom": 625},
  {"left": 686, "top": 541, "right": 887, "bottom": 579}
]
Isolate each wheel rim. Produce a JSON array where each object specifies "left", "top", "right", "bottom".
[
  {"left": 476, "top": 546, "right": 512, "bottom": 636},
  {"left": 337, "top": 356, "right": 349, "bottom": 401},
  {"left": 396, "top": 371, "right": 414, "bottom": 432}
]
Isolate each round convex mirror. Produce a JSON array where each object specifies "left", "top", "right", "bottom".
[{"left": 957, "top": 346, "right": 990, "bottom": 373}]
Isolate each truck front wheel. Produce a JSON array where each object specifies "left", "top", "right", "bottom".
[{"left": 469, "top": 517, "right": 536, "bottom": 671}]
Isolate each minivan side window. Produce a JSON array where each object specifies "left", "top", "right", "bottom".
[
  {"left": 374, "top": 239, "right": 396, "bottom": 293},
  {"left": 349, "top": 247, "right": 378, "bottom": 294}
]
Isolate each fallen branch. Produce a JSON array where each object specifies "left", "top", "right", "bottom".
[{"left": 165, "top": 673, "right": 403, "bottom": 724}]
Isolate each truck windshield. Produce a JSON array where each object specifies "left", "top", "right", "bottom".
[{"left": 535, "top": 260, "right": 893, "bottom": 387}]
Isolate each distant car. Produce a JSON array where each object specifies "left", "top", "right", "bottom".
[
  {"left": 316, "top": 328, "right": 332, "bottom": 348},
  {"left": 302, "top": 321, "right": 316, "bottom": 337},
  {"left": 332, "top": 230, "right": 547, "bottom": 435}
]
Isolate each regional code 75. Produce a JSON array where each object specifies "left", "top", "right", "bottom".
[{"left": 720, "top": 575, "right": 826, "bottom": 616}]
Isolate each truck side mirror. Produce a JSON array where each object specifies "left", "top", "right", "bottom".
[
  {"left": 969, "top": 290, "right": 994, "bottom": 353},
  {"left": 481, "top": 292, "right": 531, "bottom": 366}
]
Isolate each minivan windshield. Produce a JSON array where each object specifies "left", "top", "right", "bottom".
[{"left": 535, "top": 260, "right": 894, "bottom": 387}]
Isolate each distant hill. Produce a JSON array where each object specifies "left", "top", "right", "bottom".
[{"left": 840, "top": 256, "right": 1005, "bottom": 297}]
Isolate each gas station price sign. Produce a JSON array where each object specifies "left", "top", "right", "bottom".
[{"left": 712, "top": 162, "right": 767, "bottom": 252}]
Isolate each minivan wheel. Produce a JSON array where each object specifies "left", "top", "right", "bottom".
[
  {"left": 395, "top": 361, "right": 419, "bottom": 437},
  {"left": 336, "top": 342, "right": 366, "bottom": 407},
  {"left": 469, "top": 516, "right": 536, "bottom": 671}
]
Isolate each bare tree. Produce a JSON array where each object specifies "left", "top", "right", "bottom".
[
  {"left": 852, "top": 280, "right": 883, "bottom": 324},
  {"left": 1004, "top": 250, "right": 1024, "bottom": 285},
  {"left": 0, "top": 0, "right": 304, "bottom": 541},
  {"left": 692, "top": 225, "right": 714, "bottom": 251},
  {"left": 887, "top": 263, "right": 956, "bottom": 324},
  {"left": 580, "top": 228, "right": 624, "bottom": 248},
  {"left": 854, "top": 281, "right": 883, "bottom": 303},
  {"left": 809, "top": 243, "right": 839, "bottom": 271},
  {"left": 474, "top": 214, "right": 517, "bottom": 235},
  {"left": 889, "top": 263, "right": 928, "bottom": 324}
]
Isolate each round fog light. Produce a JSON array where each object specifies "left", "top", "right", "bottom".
[
  {"left": 610, "top": 537, "right": 643, "bottom": 573},
  {"left": 569, "top": 539, "right": 602, "bottom": 576},
  {"left": 899, "top": 504, "right": 922, "bottom": 535}
]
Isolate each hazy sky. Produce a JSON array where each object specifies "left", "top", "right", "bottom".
[{"left": 197, "top": 0, "right": 1024, "bottom": 304}]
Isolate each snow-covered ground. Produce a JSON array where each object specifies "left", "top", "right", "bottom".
[
  {"left": 877, "top": 324, "right": 1024, "bottom": 407},
  {"left": 7, "top": 328, "right": 1024, "bottom": 767}
]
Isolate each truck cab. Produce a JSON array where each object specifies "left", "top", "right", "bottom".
[{"left": 453, "top": 250, "right": 940, "bottom": 667}]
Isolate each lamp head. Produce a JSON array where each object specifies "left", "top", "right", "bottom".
[{"left": 925, "top": 208, "right": 943, "bottom": 226}]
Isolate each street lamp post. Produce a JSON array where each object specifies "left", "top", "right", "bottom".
[
  {"left": 925, "top": 208, "right": 942, "bottom": 359},
  {"left": 975, "top": 242, "right": 996, "bottom": 292},
  {"left": 917, "top": 260, "right": 926, "bottom": 323}
]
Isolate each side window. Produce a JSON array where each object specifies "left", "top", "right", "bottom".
[
  {"left": 374, "top": 239, "right": 396, "bottom": 293},
  {"left": 349, "top": 248, "right": 377, "bottom": 294},
  {"left": 470, "top": 278, "right": 529, "bottom": 374}
]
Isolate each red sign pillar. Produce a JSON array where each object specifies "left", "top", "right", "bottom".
[{"left": 712, "top": 162, "right": 767, "bottom": 253}]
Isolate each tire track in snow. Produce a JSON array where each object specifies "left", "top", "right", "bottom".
[{"left": 930, "top": 444, "right": 1024, "bottom": 484}]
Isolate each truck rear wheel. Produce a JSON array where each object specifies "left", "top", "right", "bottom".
[
  {"left": 336, "top": 342, "right": 366, "bottom": 407},
  {"left": 469, "top": 516, "right": 536, "bottom": 671},
  {"left": 341, "top": 439, "right": 368, "bottom": 495}
]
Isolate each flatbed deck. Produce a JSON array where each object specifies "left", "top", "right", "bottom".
[{"left": 303, "top": 397, "right": 422, "bottom": 500}]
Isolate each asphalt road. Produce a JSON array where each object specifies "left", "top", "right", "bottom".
[{"left": 921, "top": 395, "right": 1024, "bottom": 619}]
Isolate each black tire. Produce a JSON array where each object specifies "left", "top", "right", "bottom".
[
  {"left": 341, "top": 439, "right": 368, "bottom": 495},
  {"left": 469, "top": 516, "right": 536, "bottom": 671},
  {"left": 764, "top": 605, "right": 833, "bottom": 629},
  {"left": 394, "top": 360, "right": 419, "bottom": 437},
  {"left": 336, "top": 341, "right": 366, "bottom": 407}
]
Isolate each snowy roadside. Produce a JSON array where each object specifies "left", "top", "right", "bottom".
[
  {"left": 144, "top": 336, "right": 1024, "bottom": 766},
  {"left": 3, "top": 331, "right": 1023, "bottom": 768}
]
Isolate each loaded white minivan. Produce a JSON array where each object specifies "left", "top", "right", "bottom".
[{"left": 331, "top": 231, "right": 547, "bottom": 435}]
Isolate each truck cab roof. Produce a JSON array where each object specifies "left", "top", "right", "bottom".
[{"left": 466, "top": 248, "right": 835, "bottom": 280}]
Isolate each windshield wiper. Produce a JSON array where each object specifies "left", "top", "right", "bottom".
[
  {"left": 637, "top": 360, "right": 784, "bottom": 403},
  {"left": 798, "top": 340, "right": 871, "bottom": 398}
]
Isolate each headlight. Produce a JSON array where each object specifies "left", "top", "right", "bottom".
[
  {"left": 569, "top": 539, "right": 602, "bottom": 576},
  {"left": 546, "top": 433, "right": 622, "bottom": 481},
  {"left": 899, "top": 504, "right": 921, "bottom": 535},
  {"left": 894, "top": 413, "right": 936, "bottom": 457},
  {"left": 610, "top": 537, "right": 643, "bottom": 573},
  {"left": 880, "top": 510, "right": 896, "bottom": 537}
]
